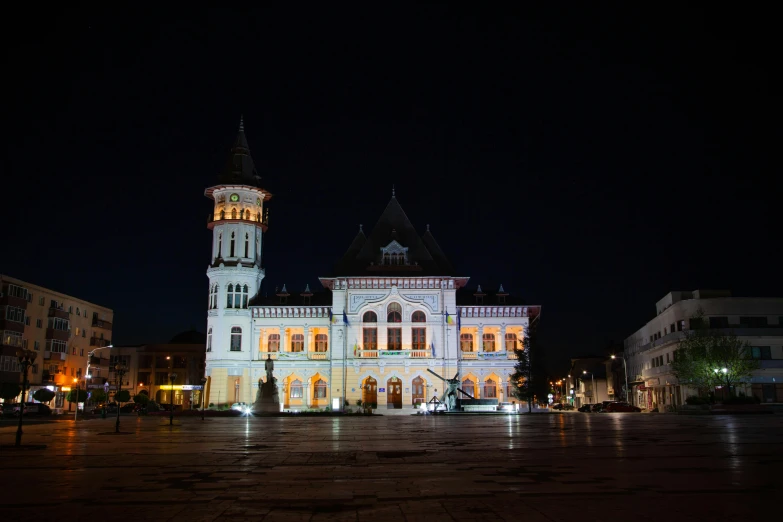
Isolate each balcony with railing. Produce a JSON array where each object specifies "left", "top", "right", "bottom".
[
  {"left": 260, "top": 351, "right": 330, "bottom": 361},
  {"left": 355, "top": 349, "right": 433, "bottom": 359},
  {"left": 460, "top": 351, "right": 516, "bottom": 360},
  {"left": 92, "top": 318, "right": 113, "bottom": 330},
  {"left": 207, "top": 211, "right": 269, "bottom": 232},
  {"left": 44, "top": 350, "right": 67, "bottom": 361},
  {"left": 90, "top": 337, "right": 111, "bottom": 347}
]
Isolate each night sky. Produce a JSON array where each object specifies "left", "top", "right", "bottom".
[{"left": 5, "top": 5, "right": 781, "bottom": 372}]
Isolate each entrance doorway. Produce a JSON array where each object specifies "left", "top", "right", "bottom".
[
  {"left": 412, "top": 376, "right": 425, "bottom": 407},
  {"left": 362, "top": 377, "right": 377, "bottom": 407},
  {"left": 387, "top": 377, "right": 402, "bottom": 409}
]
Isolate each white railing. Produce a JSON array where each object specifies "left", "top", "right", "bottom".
[
  {"left": 355, "top": 349, "right": 432, "bottom": 359},
  {"left": 259, "top": 351, "right": 330, "bottom": 361}
]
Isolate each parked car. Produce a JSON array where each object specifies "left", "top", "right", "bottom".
[
  {"left": 578, "top": 404, "right": 592, "bottom": 412},
  {"left": 551, "top": 403, "right": 574, "bottom": 411},
  {"left": 231, "top": 402, "right": 249, "bottom": 413},
  {"left": 605, "top": 402, "right": 642, "bottom": 413},
  {"left": 91, "top": 402, "right": 119, "bottom": 414},
  {"left": 10, "top": 402, "right": 51, "bottom": 416},
  {"left": 592, "top": 401, "right": 618, "bottom": 413}
]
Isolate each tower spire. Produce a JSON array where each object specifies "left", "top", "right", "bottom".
[{"left": 219, "top": 115, "right": 259, "bottom": 185}]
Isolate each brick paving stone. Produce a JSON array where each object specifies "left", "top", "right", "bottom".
[{"left": 1, "top": 413, "right": 782, "bottom": 521}]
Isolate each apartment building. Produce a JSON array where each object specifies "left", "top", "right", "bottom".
[{"left": 0, "top": 275, "right": 113, "bottom": 410}]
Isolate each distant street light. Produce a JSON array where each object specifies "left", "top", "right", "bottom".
[
  {"left": 582, "top": 371, "right": 596, "bottom": 404},
  {"left": 15, "top": 349, "right": 37, "bottom": 446},
  {"left": 201, "top": 377, "right": 207, "bottom": 421},
  {"left": 114, "top": 364, "right": 128, "bottom": 433}
]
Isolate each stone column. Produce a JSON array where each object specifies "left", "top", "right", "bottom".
[
  {"left": 499, "top": 326, "right": 506, "bottom": 352},
  {"left": 303, "top": 326, "right": 310, "bottom": 355},
  {"left": 477, "top": 326, "right": 483, "bottom": 353},
  {"left": 303, "top": 384, "right": 311, "bottom": 408}
]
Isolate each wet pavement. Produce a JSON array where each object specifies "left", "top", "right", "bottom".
[{"left": 1, "top": 413, "right": 781, "bottom": 521}]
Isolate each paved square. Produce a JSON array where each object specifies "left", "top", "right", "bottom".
[{"left": 2, "top": 413, "right": 781, "bottom": 521}]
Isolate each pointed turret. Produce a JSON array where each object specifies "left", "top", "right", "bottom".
[{"left": 219, "top": 116, "right": 261, "bottom": 186}]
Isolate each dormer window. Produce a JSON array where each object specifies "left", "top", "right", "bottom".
[{"left": 380, "top": 240, "right": 408, "bottom": 266}]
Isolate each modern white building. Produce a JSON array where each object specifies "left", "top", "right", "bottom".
[
  {"left": 624, "top": 290, "right": 783, "bottom": 410},
  {"left": 203, "top": 120, "right": 541, "bottom": 412}
]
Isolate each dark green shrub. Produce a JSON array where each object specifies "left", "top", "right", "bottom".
[{"left": 33, "top": 388, "right": 56, "bottom": 403}]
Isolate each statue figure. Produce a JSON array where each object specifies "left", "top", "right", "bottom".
[{"left": 265, "top": 354, "right": 274, "bottom": 382}]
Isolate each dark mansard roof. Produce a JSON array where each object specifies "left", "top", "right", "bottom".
[
  {"left": 218, "top": 116, "right": 263, "bottom": 187},
  {"left": 332, "top": 195, "right": 456, "bottom": 277}
]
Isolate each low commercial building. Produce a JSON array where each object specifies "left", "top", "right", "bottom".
[{"left": 624, "top": 290, "right": 783, "bottom": 410}]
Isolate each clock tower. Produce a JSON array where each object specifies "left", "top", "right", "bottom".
[{"left": 205, "top": 117, "right": 271, "bottom": 377}]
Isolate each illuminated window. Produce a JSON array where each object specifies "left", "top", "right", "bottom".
[
  {"left": 291, "top": 333, "right": 304, "bottom": 352},
  {"left": 315, "top": 334, "right": 328, "bottom": 352},
  {"left": 505, "top": 333, "right": 518, "bottom": 351},
  {"left": 460, "top": 333, "right": 473, "bottom": 352},
  {"left": 314, "top": 379, "right": 327, "bottom": 398},
  {"left": 290, "top": 380, "right": 302, "bottom": 398},
  {"left": 461, "top": 379, "right": 475, "bottom": 397},
  {"left": 482, "top": 333, "right": 496, "bottom": 352},
  {"left": 230, "top": 327, "right": 242, "bottom": 351},
  {"left": 268, "top": 333, "right": 280, "bottom": 352},
  {"left": 484, "top": 379, "right": 497, "bottom": 398},
  {"left": 387, "top": 302, "right": 402, "bottom": 323}
]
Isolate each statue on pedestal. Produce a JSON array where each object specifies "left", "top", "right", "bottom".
[{"left": 252, "top": 354, "right": 280, "bottom": 413}]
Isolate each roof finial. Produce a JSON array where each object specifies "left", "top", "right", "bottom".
[
  {"left": 359, "top": 224, "right": 363, "bottom": 233},
  {"left": 392, "top": 184, "right": 395, "bottom": 197},
  {"left": 239, "top": 114, "right": 244, "bottom": 131},
  {"left": 426, "top": 224, "right": 430, "bottom": 232}
]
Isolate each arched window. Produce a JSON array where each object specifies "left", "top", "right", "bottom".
[
  {"left": 363, "top": 311, "right": 377, "bottom": 351},
  {"left": 217, "top": 233, "right": 222, "bottom": 258},
  {"left": 242, "top": 284, "right": 249, "bottom": 308},
  {"left": 387, "top": 302, "right": 402, "bottom": 323},
  {"left": 460, "top": 333, "right": 473, "bottom": 352},
  {"left": 290, "top": 379, "right": 302, "bottom": 398},
  {"left": 363, "top": 311, "right": 377, "bottom": 322},
  {"left": 207, "top": 328, "right": 212, "bottom": 352},
  {"left": 231, "top": 208, "right": 237, "bottom": 220},
  {"left": 226, "top": 284, "right": 234, "bottom": 308},
  {"left": 220, "top": 209, "right": 225, "bottom": 220},
  {"left": 230, "top": 231, "right": 235, "bottom": 257},
  {"left": 314, "top": 379, "right": 327, "bottom": 398},
  {"left": 461, "top": 379, "right": 475, "bottom": 398},
  {"left": 411, "top": 311, "right": 426, "bottom": 322},
  {"left": 484, "top": 379, "right": 497, "bottom": 398},
  {"left": 505, "top": 332, "right": 518, "bottom": 352},
  {"left": 412, "top": 376, "right": 425, "bottom": 406},
  {"left": 244, "top": 233, "right": 249, "bottom": 258},
  {"left": 482, "top": 333, "right": 496, "bottom": 352},
  {"left": 315, "top": 334, "right": 328, "bottom": 352},
  {"left": 230, "top": 327, "right": 242, "bottom": 351},
  {"left": 268, "top": 333, "right": 280, "bottom": 352},
  {"left": 291, "top": 333, "right": 304, "bottom": 352}
]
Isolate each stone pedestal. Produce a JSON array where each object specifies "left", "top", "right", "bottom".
[{"left": 251, "top": 378, "right": 280, "bottom": 413}]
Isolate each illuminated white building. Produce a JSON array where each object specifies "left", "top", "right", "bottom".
[{"left": 203, "top": 120, "right": 540, "bottom": 412}]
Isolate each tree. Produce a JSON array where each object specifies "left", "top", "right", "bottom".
[
  {"left": 66, "top": 389, "right": 88, "bottom": 403},
  {"left": 510, "top": 317, "right": 546, "bottom": 412},
  {"left": 671, "top": 326, "right": 759, "bottom": 397},
  {"left": 91, "top": 389, "right": 107, "bottom": 403},
  {"left": 133, "top": 393, "right": 150, "bottom": 406},
  {"left": 0, "top": 383, "right": 21, "bottom": 402},
  {"left": 114, "top": 390, "right": 131, "bottom": 403},
  {"left": 33, "top": 388, "right": 56, "bottom": 403}
]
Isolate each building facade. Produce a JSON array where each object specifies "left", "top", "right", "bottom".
[
  {"left": 203, "top": 121, "right": 541, "bottom": 412},
  {"left": 624, "top": 290, "right": 783, "bottom": 410},
  {"left": 0, "top": 275, "right": 113, "bottom": 410}
]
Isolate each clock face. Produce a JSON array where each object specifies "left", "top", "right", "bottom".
[
  {"left": 256, "top": 198, "right": 261, "bottom": 206},
  {"left": 230, "top": 193, "right": 239, "bottom": 202}
]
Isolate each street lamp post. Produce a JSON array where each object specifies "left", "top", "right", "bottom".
[
  {"left": 15, "top": 349, "right": 38, "bottom": 447},
  {"left": 169, "top": 373, "right": 177, "bottom": 425},
  {"left": 200, "top": 377, "right": 207, "bottom": 420},
  {"left": 611, "top": 354, "right": 631, "bottom": 406},
  {"left": 73, "top": 368, "right": 82, "bottom": 423},
  {"left": 114, "top": 364, "right": 127, "bottom": 433},
  {"left": 583, "top": 371, "right": 595, "bottom": 404}
]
